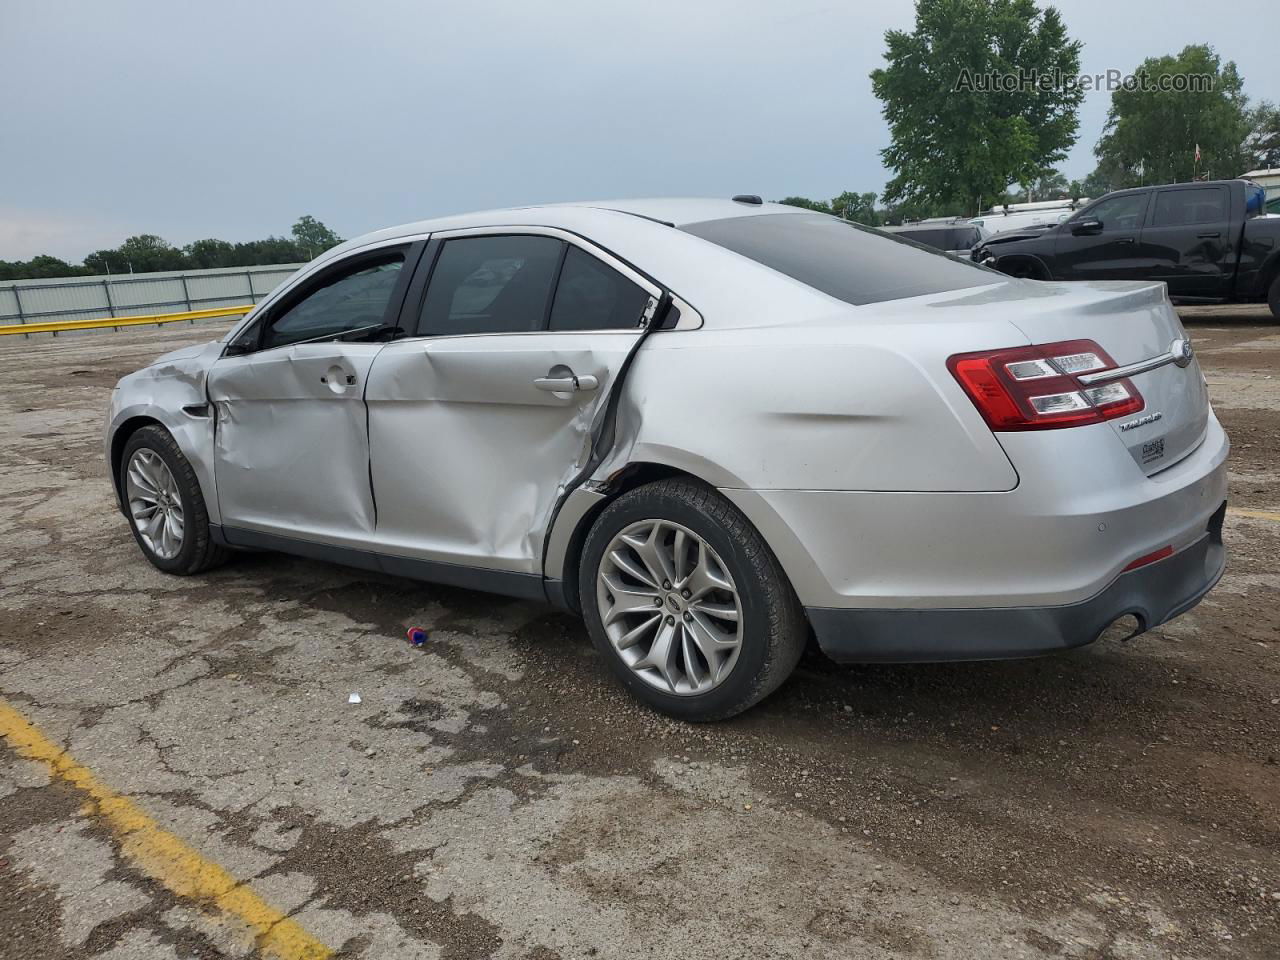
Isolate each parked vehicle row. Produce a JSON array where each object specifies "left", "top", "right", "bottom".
[
  {"left": 972, "top": 179, "right": 1280, "bottom": 318},
  {"left": 107, "top": 198, "right": 1227, "bottom": 720}
]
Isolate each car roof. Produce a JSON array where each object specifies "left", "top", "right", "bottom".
[{"left": 337, "top": 198, "right": 801, "bottom": 252}]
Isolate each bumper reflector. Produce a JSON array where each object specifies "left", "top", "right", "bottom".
[{"left": 1122, "top": 544, "right": 1175, "bottom": 572}]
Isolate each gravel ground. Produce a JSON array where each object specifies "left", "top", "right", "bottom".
[{"left": 1, "top": 304, "right": 1277, "bottom": 959}]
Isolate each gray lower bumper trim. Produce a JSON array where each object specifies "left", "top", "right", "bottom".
[{"left": 808, "top": 509, "right": 1226, "bottom": 664}]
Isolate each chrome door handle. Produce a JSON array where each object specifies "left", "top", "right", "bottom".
[
  {"left": 1115, "top": 237, "right": 1135, "bottom": 244},
  {"left": 534, "top": 373, "right": 599, "bottom": 392}
]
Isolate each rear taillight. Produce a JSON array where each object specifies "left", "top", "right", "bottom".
[{"left": 947, "top": 339, "right": 1143, "bottom": 431}]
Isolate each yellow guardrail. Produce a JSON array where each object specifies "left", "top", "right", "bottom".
[{"left": 0, "top": 304, "right": 254, "bottom": 337}]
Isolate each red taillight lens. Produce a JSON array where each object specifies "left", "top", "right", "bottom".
[{"left": 947, "top": 339, "right": 1143, "bottom": 431}]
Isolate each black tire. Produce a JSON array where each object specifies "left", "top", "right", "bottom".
[
  {"left": 1004, "top": 258, "right": 1049, "bottom": 281},
  {"left": 1268, "top": 275, "right": 1280, "bottom": 321},
  {"left": 118, "top": 425, "right": 229, "bottom": 575},
  {"left": 579, "top": 478, "right": 807, "bottom": 721}
]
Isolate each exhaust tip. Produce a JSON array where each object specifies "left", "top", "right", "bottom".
[{"left": 1100, "top": 613, "right": 1145, "bottom": 643}]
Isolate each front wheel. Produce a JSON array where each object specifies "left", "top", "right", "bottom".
[
  {"left": 579, "top": 478, "right": 807, "bottom": 721},
  {"left": 119, "top": 425, "right": 229, "bottom": 575}
]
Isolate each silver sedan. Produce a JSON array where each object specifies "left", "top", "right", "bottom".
[{"left": 106, "top": 198, "right": 1228, "bottom": 720}]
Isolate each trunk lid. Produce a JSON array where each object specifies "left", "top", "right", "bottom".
[{"left": 1005, "top": 280, "right": 1208, "bottom": 474}]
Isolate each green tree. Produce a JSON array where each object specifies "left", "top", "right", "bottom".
[
  {"left": 1076, "top": 162, "right": 1124, "bottom": 199},
  {"left": 290, "top": 215, "right": 343, "bottom": 258},
  {"left": 1244, "top": 100, "right": 1280, "bottom": 170},
  {"left": 233, "top": 236, "right": 307, "bottom": 266},
  {"left": 830, "top": 191, "right": 881, "bottom": 225},
  {"left": 91, "top": 234, "right": 187, "bottom": 273},
  {"left": 1095, "top": 45, "right": 1250, "bottom": 185},
  {"left": 1012, "top": 168, "right": 1070, "bottom": 202},
  {"left": 0, "top": 255, "right": 88, "bottom": 280},
  {"left": 778, "top": 196, "right": 832, "bottom": 213},
  {"left": 871, "top": 0, "right": 1083, "bottom": 215},
  {"left": 183, "top": 239, "right": 238, "bottom": 269}
]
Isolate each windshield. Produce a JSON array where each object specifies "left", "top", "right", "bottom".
[{"left": 680, "top": 213, "right": 1000, "bottom": 306}]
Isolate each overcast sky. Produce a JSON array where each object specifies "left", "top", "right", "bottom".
[{"left": 1, "top": 0, "right": 1274, "bottom": 261}]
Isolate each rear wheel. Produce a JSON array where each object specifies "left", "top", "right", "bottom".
[
  {"left": 579, "top": 478, "right": 807, "bottom": 721},
  {"left": 119, "top": 425, "right": 229, "bottom": 575},
  {"left": 1268, "top": 275, "right": 1280, "bottom": 321}
]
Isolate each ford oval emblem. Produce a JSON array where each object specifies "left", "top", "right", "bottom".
[{"left": 1171, "top": 337, "right": 1194, "bottom": 368}]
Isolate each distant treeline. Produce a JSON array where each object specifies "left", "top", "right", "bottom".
[{"left": 0, "top": 215, "right": 343, "bottom": 282}]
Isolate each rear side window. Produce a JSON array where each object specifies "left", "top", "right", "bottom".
[
  {"left": 419, "top": 235, "right": 563, "bottom": 336},
  {"left": 549, "top": 247, "right": 652, "bottom": 331},
  {"left": 680, "top": 213, "right": 998, "bottom": 306},
  {"left": 1152, "top": 188, "right": 1227, "bottom": 227}
]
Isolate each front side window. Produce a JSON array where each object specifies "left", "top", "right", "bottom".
[
  {"left": 1153, "top": 188, "right": 1227, "bottom": 227},
  {"left": 549, "top": 246, "right": 652, "bottom": 331},
  {"left": 419, "top": 235, "right": 563, "bottom": 336},
  {"left": 681, "top": 213, "right": 998, "bottom": 307},
  {"left": 262, "top": 256, "right": 404, "bottom": 349},
  {"left": 1074, "top": 193, "right": 1148, "bottom": 232}
]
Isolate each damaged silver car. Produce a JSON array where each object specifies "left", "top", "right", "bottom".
[{"left": 106, "top": 198, "right": 1228, "bottom": 720}]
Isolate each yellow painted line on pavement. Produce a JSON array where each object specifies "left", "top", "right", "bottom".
[
  {"left": 1229, "top": 507, "right": 1280, "bottom": 523},
  {"left": 0, "top": 305, "right": 253, "bottom": 336},
  {"left": 0, "top": 700, "right": 331, "bottom": 960}
]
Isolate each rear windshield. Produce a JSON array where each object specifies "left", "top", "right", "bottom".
[
  {"left": 680, "top": 213, "right": 999, "bottom": 306},
  {"left": 888, "top": 227, "right": 981, "bottom": 250}
]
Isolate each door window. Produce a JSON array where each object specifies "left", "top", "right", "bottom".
[
  {"left": 1073, "top": 194, "right": 1148, "bottom": 232},
  {"left": 1152, "top": 188, "right": 1227, "bottom": 226},
  {"left": 548, "top": 246, "right": 652, "bottom": 331},
  {"left": 262, "top": 255, "right": 405, "bottom": 349},
  {"left": 419, "top": 235, "right": 563, "bottom": 336}
]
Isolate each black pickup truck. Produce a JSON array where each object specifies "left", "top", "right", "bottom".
[{"left": 971, "top": 179, "right": 1280, "bottom": 319}]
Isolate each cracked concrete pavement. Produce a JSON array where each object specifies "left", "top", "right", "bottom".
[{"left": 1, "top": 305, "right": 1278, "bottom": 958}]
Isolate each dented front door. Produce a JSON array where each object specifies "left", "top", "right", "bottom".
[
  {"left": 207, "top": 343, "right": 384, "bottom": 545},
  {"left": 364, "top": 331, "right": 642, "bottom": 573}
]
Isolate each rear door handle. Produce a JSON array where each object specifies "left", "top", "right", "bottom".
[
  {"left": 1197, "top": 231, "right": 1221, "bottom": 239},
  {"left": 1115, "top": 237, "right": 1135, "bottom": 245},
  {"left": 534, "top": 373, "right": 599, "bottom": 392}
]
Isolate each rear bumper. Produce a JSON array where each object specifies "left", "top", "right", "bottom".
[{"left": 808, "top": 501, "right": 1225, "bottom": 662}]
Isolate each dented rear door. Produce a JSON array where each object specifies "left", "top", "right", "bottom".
[
  {"left": 366, "top": 331, "right": 643, "bottom": 572},
  {"left": 364, "top": 230, "right": 659, "bottom": 574}
]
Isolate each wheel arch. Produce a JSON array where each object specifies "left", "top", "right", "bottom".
[
  {"left": 109, "top": 415, "right": 167, "bottom": 513},
  {"left": 546, "top": 462, "right": 722, "bottom": 614},
  {"left": 995, "top": 254, "right": 1052, "bottom": 280},
  {"left": 1255, "top": 249, "right": 1280, "bottom": 304},
  {"left": 108, "top": 405, "right": 220, "bottom": 525}
]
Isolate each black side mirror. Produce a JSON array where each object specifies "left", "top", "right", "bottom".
[
  {"left": 224, "top": 322, "right": 260, "bottom": 356},
  {"left": 1071, "top": 218, "right": 1103, "bottom": 236}
]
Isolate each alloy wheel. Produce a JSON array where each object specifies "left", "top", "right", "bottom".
[
  {"left": 125, "top": 448, "right": 185, "bottom": 560},
  {"left": 595, "top": 519, "right": 743, "bottom": 696}
]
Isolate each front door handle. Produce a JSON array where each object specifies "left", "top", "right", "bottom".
[
  {"left": 1115, "top": 237, "right": 1135, "bottom": 245},
  {"left": 1197, "top": 231, "right": 1221, "bottom": 239},
  {"left": 534, "top": 373, "right": 599, "bottom": 392}
]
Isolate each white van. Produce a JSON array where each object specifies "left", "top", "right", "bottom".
[{"left": 970, "top": 198, "right": 1090, "bottom": 236}]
